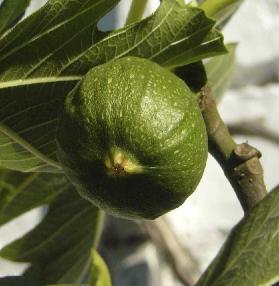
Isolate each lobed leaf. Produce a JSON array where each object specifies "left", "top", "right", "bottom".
[
  {"left": 63, "top": 0, "right": 227, "bottom": 74},
  {"left": 0, "top": 0, "right": 226, "bottom": 173},
  {"left": 0, "top": 80, "right": 77, "bottom": 173},
  {"left": 196, "top": 185, "right": 279, "bottom": 286},
  {"left": 0, "top": 0, "right": 120, "bottom": 80},
  {"left": 0, "top": 168, "right": 68, "bottom": 226},
  {"left": 0, "top": 186, "right": 104, "bottom": 284},
  {"left": 6, "top": 250, "right": 113, "bottom": 286},
  {"left": 0, "top": 0, "right": 119, "bottom": 173},
  {"left": 0, "top": 0, "right": 31, "bottom": 36}
]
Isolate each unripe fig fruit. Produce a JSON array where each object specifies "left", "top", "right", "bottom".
[{"left": 56, "top": 57, "right": 208, "bottom": 219}]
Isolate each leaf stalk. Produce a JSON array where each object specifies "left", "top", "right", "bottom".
[{"left": 200, "top": 0, "right": 240, "bottom": 18}]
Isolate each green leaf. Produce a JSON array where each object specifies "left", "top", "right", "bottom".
[
  {"left": 0, "top": 0, "right": 120, "bottom": 80},
  {"left": 0, "top": 0, "right": 31, "bottom": 36},
  {"left": 0, "top": 0, "right": 120, "bottom": 173},
  {"left": 205, "top": 43, "right": 237, "bottom": 101},
  {"left": 196, "top": 185, "right": 279, "bottom": 286},
  {"left": 0, "top": 81, "right": 76, "bottom": 173},
  {"left": 89, "top": 250, "right": 111, "bottom": 286},
  {"left": 0, "top": 187, "right": 104, "bottom": 284},
  {"left": 64, "top": 0, "right": 227, "bottom": 74},
  {"left": 0, "top": 0, "right": 225, "bottom": 173},
  {"left": 0, "top": 168, "right": 68, "bottom": 226},
  {"left": 200, "top": 0, "right": 243, "bottom": 28}
]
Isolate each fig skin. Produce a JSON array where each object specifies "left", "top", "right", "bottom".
[{"left": 56, "top": 57, "right": 208, "bottom": 220}]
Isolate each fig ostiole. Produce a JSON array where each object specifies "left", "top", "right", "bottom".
[{"left": 56, "top": 57, "right": 208, "bottom": 219}]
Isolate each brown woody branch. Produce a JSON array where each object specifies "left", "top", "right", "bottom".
[
  {"left": 198, "top": 85, "right": 268, "bottom": 212},
  {"left": 145, "top": 218, "right": 199, "bottom": 286},
  {"left": 228, "top": 119, "right": 279, "bottom": 146}
]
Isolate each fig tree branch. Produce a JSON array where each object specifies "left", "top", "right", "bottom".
[
  {"left": 228, "top": 120, "right": 279, "bottom": 146},
  {"left": 198, "top": 85, "right": 268, "bottom": 212},
  {"left": 145, "top": 218, "right": 199, "bottom": 286}
]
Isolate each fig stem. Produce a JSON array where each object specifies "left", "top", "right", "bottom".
[
  {"left": 125, "top": 0, "right": 149, "bottom": 25},
  {"left": 198, "top": 85, "right": 268, "bottom": 213},
  {"left": 200, "top": 0, "right": 241, "bottom": 19},
  {"left": 93, "top": 210, "right": 106, "bottom": 247}
]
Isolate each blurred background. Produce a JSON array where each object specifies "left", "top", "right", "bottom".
[{"left": 0, "top": 0, "right": 278, "bottom": 285}]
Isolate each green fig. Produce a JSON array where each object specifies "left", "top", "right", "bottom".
[{"left": 56, "top": 57, "right": 208, "bottom": 219}]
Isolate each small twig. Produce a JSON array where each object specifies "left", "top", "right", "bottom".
[
  {"left": 228, "top": 120, "right": 279, "bottom": 146},
  {"left": 199, "top": 85, "right": 268, "bottom": 212},
  {"left": 144, "top": 218, "right": 199, "bottom": 286}
]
